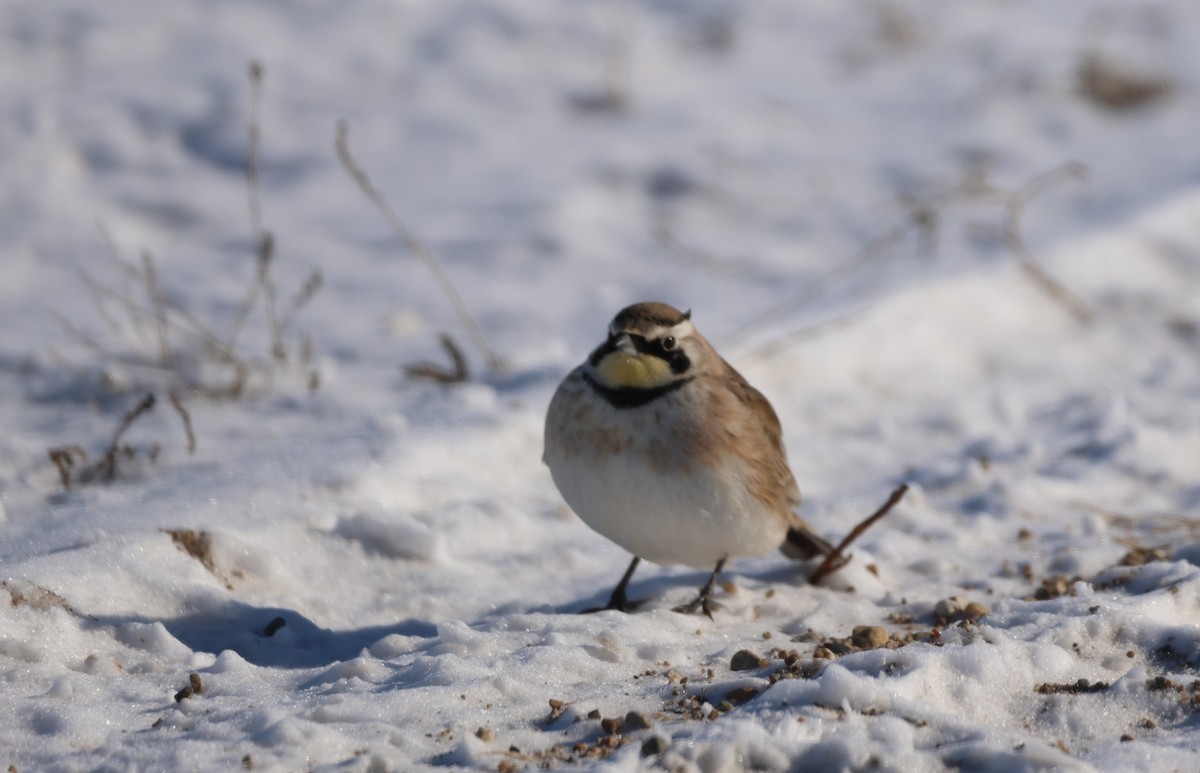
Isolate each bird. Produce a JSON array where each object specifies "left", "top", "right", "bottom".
[{"left": 543, "top": 301, "right": 833, "bottom": 616}]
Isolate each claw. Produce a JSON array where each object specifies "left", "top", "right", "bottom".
[
  {"left": 580, "top": 556, "right": 642, "bottom": 614},
  {"left": 671, "top": 558, "right": 727, "bottom": 619},
  {"left": 672, "top": 596, "right": 721, "bottom": 618}
]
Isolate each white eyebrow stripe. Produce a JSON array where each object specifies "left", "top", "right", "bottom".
[
  {"left": 670, "top": 319, "right": 696, "bottom": 338},
  {"left": 609, "top": 317, "right": 696, "bottom": 340}
]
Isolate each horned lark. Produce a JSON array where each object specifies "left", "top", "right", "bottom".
[{"left": 544, "top": 301, "right": 833, "bottom": 616}]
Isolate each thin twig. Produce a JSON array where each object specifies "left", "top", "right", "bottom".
[
  {"left": 602, "top": 0, "right": 633, "bottom": 109},
  {"left": 652, "top": 216, "right": 753, "bottom": 279},
  {"left": 739, "top": 310, "right": 866, "bottom": 364},
  {"left": 58, "top": 63, "right": 317, "bottom": 400},
  {"left": 109, "top": 393, "right": 156, "bottom": 452},
  {"left": 47, "top": 446, "right": 87, "bottom": 489},
  {"left": 97, "top": 222, "right": 136, "bottom": 310},
  {"left": 809, "top": 484, "right": 908, "bottom": 585},
  {"left": 225, "top": 61, "right": 269, "bottom": 351},
  {"left": 104, "top": 393, "right": 156, "bottom": 480},
  {"left": 67, "top": 274, "right": 246, "bottom": 369},
  {"left": 279, "top": 269, "right": 323, "bottom": 334},
  {"left": 725, "top": 175, "right": 990, "bottom": 349},
  {"left": 1003, "top": 163, "right": 1095, "bottom": 324},
  {"left": 335, "top": 120, "right": 501, "bottom": 373},
  {"left": 91, "top": 223, "right": 150, "bottom": 355},
  {"left": 246, "top": 60, "right": 266, "bottom": 244},
  {"left": 168, "top": 391, "right": 196, "bottom": 454},
  {"left": 141, "top": 251, "right": 171, "bottom": 366},
  {"left": 404, "top": 334, "right": 470, "bottom": 383},
  {"left": 255, "top": 233, "right": 287, "bottom": 362}
]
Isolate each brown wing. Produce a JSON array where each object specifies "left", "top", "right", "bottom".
[
  {"left": 719, "top": 357, "right": 802, "bottom": 510},
  {"left": 720, "top": 358, "right": 833, "bottom": 558}
]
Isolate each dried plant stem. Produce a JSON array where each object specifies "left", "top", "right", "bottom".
[
  {"left": 103, "top": 393, "right": 156, "bottom": 479},
  {"left": 225, "top": 60, "right": 273, "bottom": 353},
  {"left": 602, "top": 0, "right": 633, "bottom": 109},
  {"left": 1003, "top": 162, "right": 1096, "bottom": 324},
  {"left": 335, "top": 120, "right": 501, "bottom": 373},
  {"left": 652, "top": 216, "right": 752, "bottom": 279},
  {"left": 69, "top": 270, "right": 245, "bottom": 367},
  {"left": 246, "top": 61, "right": 266, "bottom": 241},
  {"left": 109, "top": 393, "right": 156, "bottom": 449},
  {"left": 141, "top": 252, "right": 171, "bottom": 366},
  {"left": 725, "top": 176, "right": 986, "bottom": 349},
  {"left": 256, "top": 235, "right": 286, "bottom": 362},
  {"left": 168, "top": 391, "right": 196, "bottom": 453},
  {"left": 404, "top": 334, "right": 470, "bottom": 383},
  {"left": 809, "top": 484, "right": 908, "bottom": 585},
  {"left": 280, "top": 270, "right": 323, "bottom": 334},
  {"left": 61, "top": 61, "right": 319, "bottom": 401},
  {"left": 93, "top": 223, "right": 150, "bottom": 354},
  {"left": 48, "top": 446, "right": 87, "bottom": 489},
  {"left": 741, "top": 310, "right": 865, "bottom": 364}
]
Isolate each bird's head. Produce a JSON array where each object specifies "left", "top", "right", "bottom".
[{"left": 586, "top": 302, "right": 700, "bottom": 390}]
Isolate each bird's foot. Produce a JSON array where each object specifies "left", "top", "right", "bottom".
[
  {"left": 672, "top": 594, "right": 721, "bottom": 619},
  {"left": 580, "top": 590, "right": 642, "bottom": 614}
]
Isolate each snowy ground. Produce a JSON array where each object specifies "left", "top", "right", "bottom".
[{"left": 2, "top": 1, "right": 1200, "bottom": 770}]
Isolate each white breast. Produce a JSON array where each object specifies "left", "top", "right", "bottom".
[{"left": 544, "top": 373, "right": 788, "bottom": 569}]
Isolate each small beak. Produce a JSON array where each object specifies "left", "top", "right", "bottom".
[{"left": 613, "top": 332, "right": 637, "bottom": 355}]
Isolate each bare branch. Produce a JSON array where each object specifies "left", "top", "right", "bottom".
[
  {"left": 69, "top": 272, "right": 246, "bottom": 370},
  {"left": 254, "top": 233, "right": 287, "bottom": 362},
  {"left": 279, "top": 269, "right": 323, "bottom": 334},
  {"left": 809, "top": 484, "right": 908, "bottom": 585},
  {"left": 652, "top": 216, "right": 753, "bottom": 279},
  {"left": 47, "top": 446, "right": 86, "bottom": 489},
  {"left": 1003, "top": 162, "right": 1095, "bottom": 324},
  {"left": 335, "top": 120, "right": 501, "bottom": 373},
  {"left": 740, "top": 310, "right": 865, "bottom": 364},
  {"left": 109, "top": 393, "right": 156, "bottom": 451},
  {"left": 404, "top": 334, "right": 470, "bottom": 384},
  {"left": 141, "top": 251, "right": 172, "bottom": 366},
  {"left": 602, "top": 0, "right": 633, "bottom": 110},
  {"left": 725, "top": 175, "right": 991, "bottom": 349},
  {"left": 246, "top": 60, "right": 266, "bottom": 243},
  {"left": 168, "top": 391, "right": 196, "bottom": 454}
]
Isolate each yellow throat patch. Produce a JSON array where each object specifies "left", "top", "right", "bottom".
[{"left": 594, "top": 351, "right": 673, "bottom": 389}]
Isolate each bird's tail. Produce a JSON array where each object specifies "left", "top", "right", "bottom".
[{"left": 780, "top": 521, "right": 835, "bottom": 559}]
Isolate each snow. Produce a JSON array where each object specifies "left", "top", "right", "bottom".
[{"left": 2, "top": 0, "right": 1200, "bottom": 770}]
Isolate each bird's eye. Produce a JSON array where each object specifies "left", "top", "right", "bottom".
[{"left": 662, "top": 336, "right": 676, "bottom": 351}]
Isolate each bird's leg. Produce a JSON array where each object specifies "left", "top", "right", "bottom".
[
  {"left": 582, "top": 556, "right": 642, "bottom": 613},
  {"left": 673, "top": 557, "right": 727, "bottom": 619}
]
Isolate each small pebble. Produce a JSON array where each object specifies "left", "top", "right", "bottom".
[
  {"left": 934, "top": 597, "right": 964, "bottom": 623},
  {"left": 624, "top": 711, "right": 653, "bottom": 732},
  {"left": 475, "top": 727, "right": 495, "bottom": 742},
  {"left": 725, "top": 686, "right": 759, "bottom": 705},
  {"left": 600, "top": 717, "right": 624, "bottom": 735},
  {"left": 851, "top": 626, "right": 888, "bottom": 649},
  {"left": 641, "top": 736, "right": 669, "bottom": 757},
  {"left": 730, "top": 649, "right": 765, "bottom": 671},
  {"left": 963, "top": 601, "right": 990, "bottom": 621}
]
